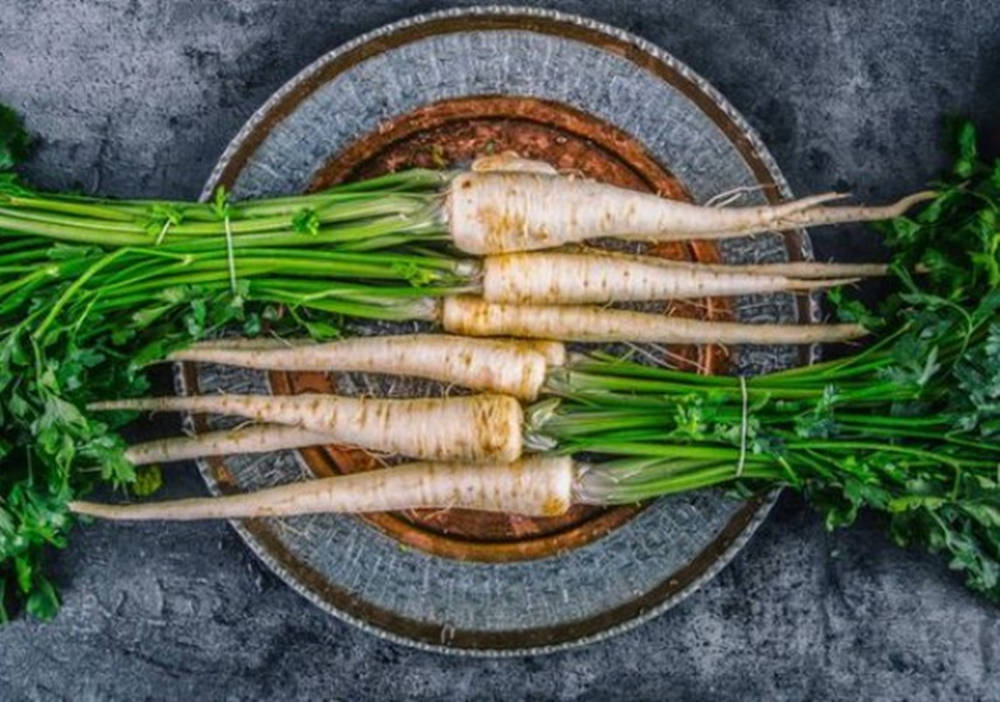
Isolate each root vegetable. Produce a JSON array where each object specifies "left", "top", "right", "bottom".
[
  {"left": 169, "top": 333, "right": 555, "bottom": 400},
  {"left": 90, "top": 393, "right": 523, "bottom": 463},
  {"left": 441, "top": 296, "right": 866, "bottom": 345},
  {"left": 445, "top": 170, "right": 935, "bottom": 254},
  {"left": 481, "top": 252, "right": 858, "bottom": 304},
  {"left": 173, "top": 338, "right": 316, "bottom": 351},
  {"left": 124, "top": 424, "right": 339, "bottom": 465},
  {"left": 644, "top": 259, "right": 892, "bottom": 278},
  {"left": 70, "top": 455, "right": 575, "bottom": 520}
]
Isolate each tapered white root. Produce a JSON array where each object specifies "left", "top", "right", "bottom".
[
  {"left": 756, "top": 191, "right": 938, "bottom": 236},
  {"left": 90, "top": 393, "right": 524, "bottom": 463},
  {"left": 69, "top": 455, "right": 576, "bottom": 521},
  {"left": 743, "top": 261, "right": 888, "bottom": 278},
  {"left": 125, "top": 424, "right": 341, "bottom": 465},
  {"left": 482, "top": 252, "right": 858, "bottom": 304},
  {"left": 567, "top": 249, "right": 892, "bottom": 279},
  {"left": 441, "top": 296, "right": 866, "bottom": 345},
  {"left": 174, "top": 337, "right": 315, "bottom": 351},
  {"left": 170, "top": 334, "right": 559, "bottom": 401},
  {"left": 445, "top": 170, "right": 936, "bottom": 254}
]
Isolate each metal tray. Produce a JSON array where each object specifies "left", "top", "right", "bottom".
[{"left": 180, "top": 6, "right": 817, "bottom": 655}]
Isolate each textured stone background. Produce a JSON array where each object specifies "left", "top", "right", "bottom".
[{"left": 1, "top": 1, "right": 999, "bottom": 700}]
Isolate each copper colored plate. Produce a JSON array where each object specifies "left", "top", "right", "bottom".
[{"left": 259, "top": 95, "right": 733, "bottom": 563}]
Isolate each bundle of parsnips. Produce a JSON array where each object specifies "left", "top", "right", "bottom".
[{"left": 2, "top": 102, "right": 995, "bottom": 620}]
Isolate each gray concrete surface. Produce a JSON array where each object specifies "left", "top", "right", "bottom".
[{"left": 1, "top": 1, "right": 999, "bottom": 699}]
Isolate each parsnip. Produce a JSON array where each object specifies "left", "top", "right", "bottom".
[
  {"left": 174, "top": 338, "right": 315, "bottom": 351},
  {"left": 90, "top": 393, "right": 523, "bottom": 463},
  {"left": 446, "top": 170, "right": 935, "bottom": 254},
  {"left": 124, "top": 424, "right": 339, "bottom": 465},
  {"left": 170, "top": 334, "right": 555, "bottom": 400},
  {"left": 70, "top": 455, "right": 575, "bottom": 520},
  {"left": 481, "top": 252, "right": 858, "bottom": 304},
  {"left": 441, "top": 296, "right": 865, "bottom": 345},
  {"left": 630, "top": 258, "right": 891, "bottom": 278}
]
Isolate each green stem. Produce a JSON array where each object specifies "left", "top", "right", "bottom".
[
  {"left": 586, "top": 464, "right": 784, "bottom": 503},
  {"left": 549, "top": 370, "right": 830, "bottom": 400},
  {"left": 0, "top": 214, "right": 151, "bottom": 246},
  {"left": 31, "top": 249, "right": 135, "bottom": 340},
  {"left": 248, "top": 286, "right": 438, "bottom": 322},
  {"left": 2, "top": 196, "right": 140, "bottom": 222}
]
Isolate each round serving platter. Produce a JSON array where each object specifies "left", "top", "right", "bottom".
[{"left": 176, "top": 6, "right": 818, "bottom": 655}]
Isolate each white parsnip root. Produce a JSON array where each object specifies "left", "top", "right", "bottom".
[
  {"left": 441, "top": 296, "right": 865, "bottom": 345},
  {"left": 90, "top": 393, "right": 523, "bottom": 463},
  {"left": 69, "top": 455, "right": 576, "bottom": 520},
  {"left": 172, "top": 337, "right": 316, "bottom": 351},
  {"left": 635, "top": 258, "right": 892, "bottom": 278},
  {"left": 170, "top": 334, "right": 561, "bottom": 401},
  {"left": 177, "top": 334, "right": 566, "bottom": 365},
  {"left": 481, "top": 252, "right": 859, "bottom": 304},
  {"left": 445, "top": 170, "right": 936, "bottom": 254},
  {"left": 124, "top": 424, "right": 341, "bottom": 465}
]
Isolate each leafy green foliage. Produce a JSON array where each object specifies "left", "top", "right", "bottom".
[
  {"left": 0, "top": 254, "right": 325, "bottom": 618},
  {"left": 147, "top": 203, "right": 184, "bottom": 241},
  {"left": 790, "top": 122, "right": 1000, "bottom": 599},
  {"left": 825, "top": 125, "right": 1000, "bottom": 597},
  {"left": 953, "top": 120, "right": 978, "bottom": 178},
  {"left": 132, "top": 466, "right": 163, "bottom": 497},
  {"left": 210, "top": 185, "right": 231, "bottom": 219},
  {"left": 291, "top": 208, "right": 320, "bottom": 236},
  {"left": 0, "top": 104, "right": 31, "bottom": 171}
]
